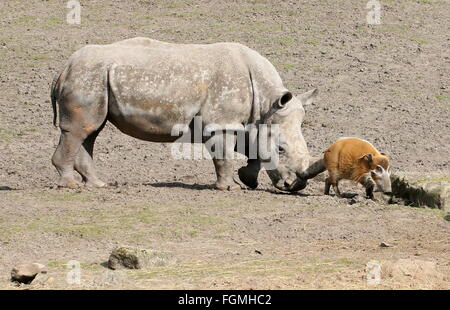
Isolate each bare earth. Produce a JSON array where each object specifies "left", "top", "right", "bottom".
[{"left": 0, "top": 0, "right": 449, "bottom": 289}]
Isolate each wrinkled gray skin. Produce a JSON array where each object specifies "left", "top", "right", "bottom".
[{"left": 51, "top": 37, "right": 317, "bottom": 191}]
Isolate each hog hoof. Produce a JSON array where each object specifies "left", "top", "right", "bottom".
[{"left": 237, "top": 166, "right": 258, "bottom": 189}]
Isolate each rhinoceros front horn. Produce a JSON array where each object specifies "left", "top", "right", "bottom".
[{"left": 288, "top": 157, "right": 327, "bottom": 192}]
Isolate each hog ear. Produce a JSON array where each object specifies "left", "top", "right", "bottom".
[
  {"left": 275, "top": 91, "right": 293, "bottom": 109},
  {"left": 358, "top": 153, "right": 373, "bottom": 163},
  {"left": 298, "top": 88, "right": 318, "bottom": 106},
  {"left": 358, "top": 153, "right": 373, "bottom": 169}
]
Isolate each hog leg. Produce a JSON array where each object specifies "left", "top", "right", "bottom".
[
  {"left": 324, "top": 176, "right": 332, "bottom": 195},
  {"left": 74, "top": 121, "right": 107, "bottom": 188},
  {"left": 207, "top": 132, "right": 241, "bottom": 190},
  {"left": 362, "top": 178, "right": 375, "bottom": 199},
  {"left": 333, "top": 181, "right": 342, "bottom": 198},
  {"left": 325, "top": 173, "right": 341, "bottom": 197}
]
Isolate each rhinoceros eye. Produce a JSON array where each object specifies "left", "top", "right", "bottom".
[{"left": 278, "top": 146, "right": 286, "bottom": 154}]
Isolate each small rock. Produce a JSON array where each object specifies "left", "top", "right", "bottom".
[
  {"left": 382, "top": 259, "right": 444, "bottom": 282},
  {"left": 11, "top": 263, "right": 46, "bottom": 284},
  {"left": 32, "top": 273, "right": 54, "bottom": 286},
  {"left": 108, "top": 246, "right": 173, "bottom": 270},
  {"left": 379, "top": 242, "right": 392, "bottom": 248},
  {"left": 108, "top": 247, "right": 146, "bottom": 270}
]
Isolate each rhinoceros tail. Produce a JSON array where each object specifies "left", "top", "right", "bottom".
[
  {"left": 50, "top": 76, "right": 58, "bottom": 127},
  {"left": 51, "top": 89, "right": 57, "bottom": 127},
  {"left": 50, "top": 70, "right": 65, "bottom": 127}
]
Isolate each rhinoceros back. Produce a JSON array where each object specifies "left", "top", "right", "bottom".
[{"left": 52, "top": 38, "right": 286, "bottom": 142}]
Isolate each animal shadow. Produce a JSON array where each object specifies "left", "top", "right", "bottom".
[
  {"left": 257, "top": 188, "right": 321, "bottom": 197},
  {"left": 144, "top": 181, "right": 213, "bottom": 191},
  {"left": 340, "top": 193, "right": 359, "bottom": 199}
]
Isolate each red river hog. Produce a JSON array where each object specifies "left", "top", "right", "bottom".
[{"left": 322, "top": 137, "right": 392, "bottom": 199}]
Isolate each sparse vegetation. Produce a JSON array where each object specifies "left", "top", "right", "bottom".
[
  {"left": 409, "top": 37, "right": 430, "bottom": 45},
  {"left": 0, "top": 0, "right": 449, "bottom": 290}
]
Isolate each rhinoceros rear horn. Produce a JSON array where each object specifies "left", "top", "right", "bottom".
[{"left": 275, "top": 91, "right": 293, "bottom": 109}]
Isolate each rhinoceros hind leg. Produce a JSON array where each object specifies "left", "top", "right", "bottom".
[
  {"left": 238, "top": 159, "right": 261, "bottom": 189},
  {"left": 74, "top": 122, "right": 107, "bottom": 188},
  {"left": 52, "top": 130, "right": 86, "bottom": 189}
]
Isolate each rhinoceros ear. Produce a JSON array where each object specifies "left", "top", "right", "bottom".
[
  {"left": 298, "top": 88, "right": 318, "bottom": 106},
  {"left": 275, "top": 91, "right": 293, "bottom": 109}
]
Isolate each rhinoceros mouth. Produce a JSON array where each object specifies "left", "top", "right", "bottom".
[
  {"left": 288, "top": 178, "right": 308, "bottom": 192},
  {"left": 274, "top": 178, "right": 307, "bottom": 192}
]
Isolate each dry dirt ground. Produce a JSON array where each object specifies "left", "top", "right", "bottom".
[{"left": 0, "top": 0, "right": 449, "bottom": 289}]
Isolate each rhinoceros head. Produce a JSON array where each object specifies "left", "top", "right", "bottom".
[{"left": 261, "top": 88, "right": 318, "bottom": 192}]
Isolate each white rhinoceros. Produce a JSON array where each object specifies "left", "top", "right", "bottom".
[{"left": 51, "top": 37, "right": 317, "bottom": 191}]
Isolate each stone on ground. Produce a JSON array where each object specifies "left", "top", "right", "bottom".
[
  {"left": 108, "top": 246, "right": 173, "bottom": 270},
  {"left": 11, "top": 263, "right": 47, "bottom": 284},
  {"left": 382, "top": 259, "right": 445, "bottom": 282}
]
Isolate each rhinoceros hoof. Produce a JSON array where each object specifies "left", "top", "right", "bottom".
[
  {"left": 85, "top": 180, "right": 107, "bottom": 188},
  {"left": 215, "top": 182, "right": 241, "bottom": 191},
  {"left": 238, "top": 167, "right": 258, "bottom": 189},
  {"left": 57, "top": 178, "right": 84, "bottom": 189}
]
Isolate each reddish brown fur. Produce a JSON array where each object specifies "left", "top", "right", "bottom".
[
  {"left": 324, "top": 138, "right": 389, "bottom": 182},
  {"left": 323, "top": 137, "right": 390, "bottom": 197}
]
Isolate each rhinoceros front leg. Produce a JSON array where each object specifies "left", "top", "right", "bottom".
[
  {"left": 212, "top": 158, "right": 241, "bottom": 190},
  {"left": 207, "top": 132, "right": 241, "bottom": 191},
  {"left": 238, "top": 159, "right": 261, "bottom": 189}
]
